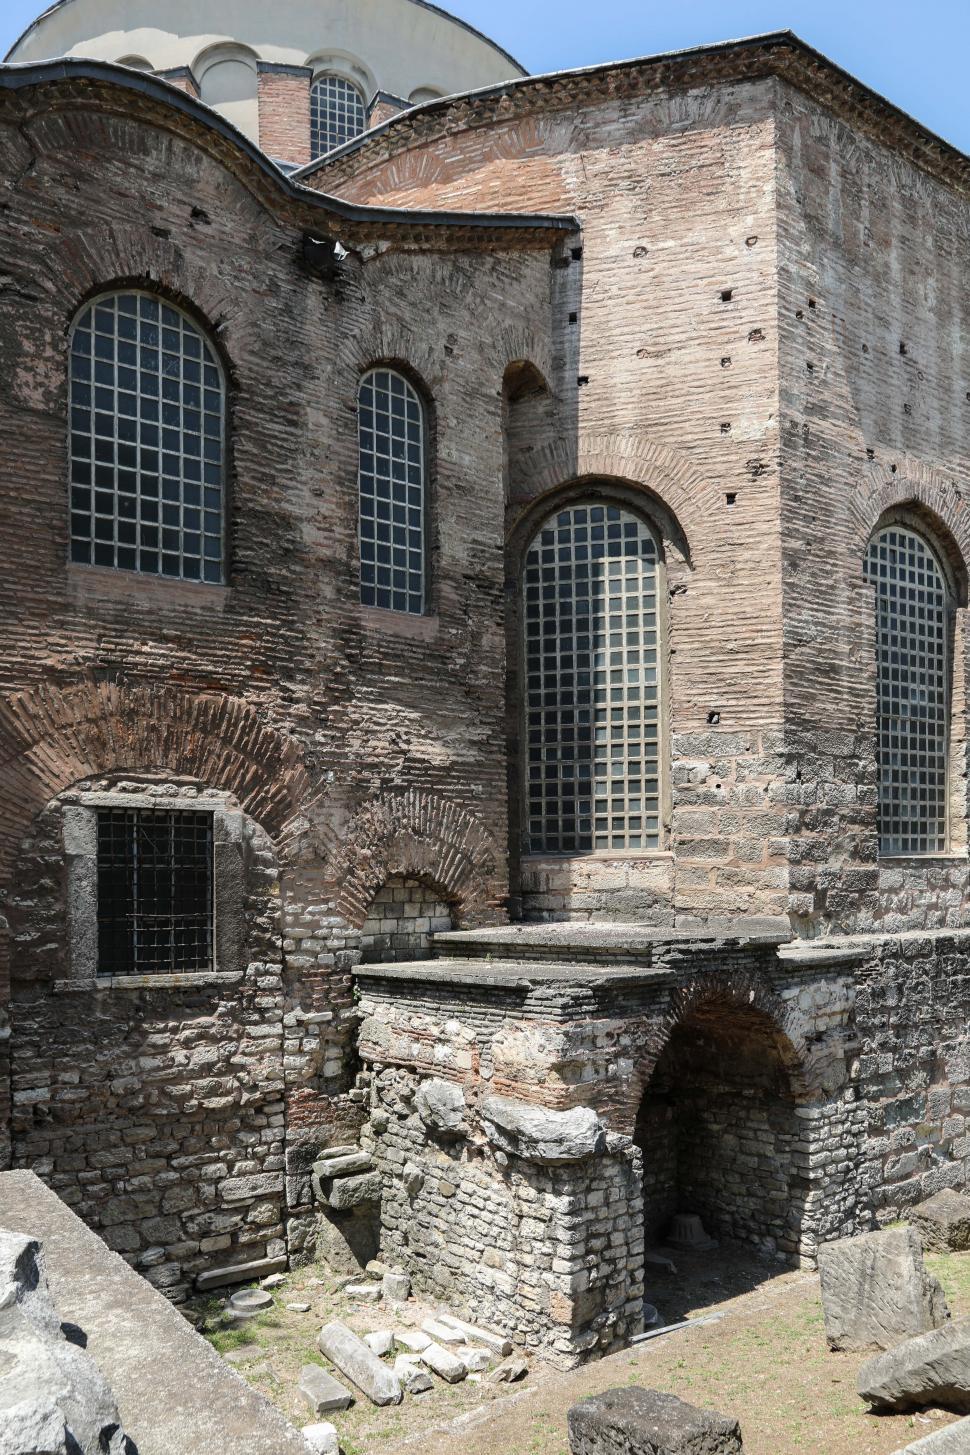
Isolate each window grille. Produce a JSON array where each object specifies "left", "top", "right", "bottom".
[
  {"left": 310, "top": 74, "right": 366, "bottom": 157},
  {"left": 524, "top": 503, "right": 661, "bottom": 853},
  {"left": 358, "top": 368, "right": 426, "bottom": 614},
  {"left": 69, "top": 291, "right": 225, "bottom": 582},
  {"left": 96, "top": 809, "right": 214, "bottom": 976},
  {"left": 864, "top": 525, "right": 950, "bottom": 855}
]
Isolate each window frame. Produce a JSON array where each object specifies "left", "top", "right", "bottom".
[
  {"left": 356, "top": 365, "right": 430, "bottom": 618},
  {"left": 864, "top": 519, "right": 956, "bottom": 858},
  {"left": 309, "top": 72, "right": 367, "bottom": 158},
  {"left": 519, "top": 498, "right": 667, "bottom": 858},
  {"left": 63, "top": 793, "right": 245, "bottom": 986},
  {"left": 67, "top": 288, "right": 228, "bottom": 585}
]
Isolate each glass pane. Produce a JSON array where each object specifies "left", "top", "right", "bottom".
[
  {"left": 310, "top": 75, "right": 366, "bottom": 158},
  {"left": 358, "top": 369, "right": 425, "bottom": 615}
]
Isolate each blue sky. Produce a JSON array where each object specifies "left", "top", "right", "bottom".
[{"left": 3, "top": 0, "right": 969, "bottom": 152}]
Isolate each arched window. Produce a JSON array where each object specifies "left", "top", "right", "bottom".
[
  {"left": 311, "top": 75, "right": 366, "bottom": 157},
  {"left": 864, "top": 524, "right": 951, "bottom": 854},
  {"left": 523, "top": 502, "right": 661, "bottom": 853},
  {"left": 357, "top": 368, "right": 426, "bottom": 615},
  {"left": 69, "top": 291, "right": 226, "bottom": 582}
]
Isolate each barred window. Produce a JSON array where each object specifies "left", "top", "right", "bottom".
[
  {"left": 524, "top": 502, "right": 661, "bottom": 853},
  {"left": 864, "top": 525, "right": 951, "bottom": 855},
  {"left": 69, "top": 291, "right": 226, "bottom": 582},
  {"left": 96, "top": 809, "right": 214, "bottom": 976},
  {"left": 310, "top": 74, "right": 366, "bottom": 157},
  {"left": 358, "top": 368, "right": 426, "bottom": 614}
]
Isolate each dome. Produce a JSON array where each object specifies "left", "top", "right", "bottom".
[{"left": 5, "top": 0, "right": 526, "bottom": 151}]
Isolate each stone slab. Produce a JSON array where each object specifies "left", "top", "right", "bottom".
[
  {"left": 420, "top": 1340, "right": 467, "bottom": 1383},
  {"left": 302, "top": 1422, "right": 340, "bottom": 1455},
  {"left": 892, "top": 1417, "right": 970, "bottom": 1453},
  {"left": 195, "top": 1257, "right": 287, "bottom": 1291},
  {"left": 437, "top": 1313, "right": 513, "bottom": 1355},
  {"left": 567, "top": 1387, "right": 743, "bottom": 1455},
  {"left": 314, "top": 1153, "right": 374, "bottom": 1179},
  {"left": 859, "top": 1318, "right": 970, "bottom": 1413},
  {"left": 0, "top": 1171, "right": 309, "bottom": 1455},
  {"left": 817, "top": 1227, "right": 949, "bottom": 1352},
  {"left": 299, "top": 1364, "right": 354, "bottom": 1414},
  {"left": 326, "top": 1173, "right": 382, "bottom": 1211},
  {"left": 910, "top": 1192, "right": 970, "bottom": 1253},
  {"left": 394, "top": 1329, "right": 431, "bottom": 1353},
  {"left": 318, "top": 1320, "right": 402, "bottom": 1406}
]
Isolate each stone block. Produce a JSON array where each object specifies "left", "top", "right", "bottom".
[
  {"left": 314, "top": 1208, "right": 378, "bottom": 1276},
  {"left": 382, "top": 1270, "right": 410, "bottom": 1302},
  {"left": 302, "top": 1422, "right": 340, "bottom": 1455},
  {"left": 859, "top": 1319, "right": 970, "bottom": 1414},
  {"left": 195, "top": 1256, "right": 287, "bottom": 1291},
  {"left": 314, "top": 1153, "right": 373, "bottom": 1179},
  {"left": 317, "top": 1321, "right": 402, "bottom": 1406},
  {"left": 910, "top": 1192, "right": 970, "bottom": 1253},
  {"left": 326, "top": 1174, "right": 381, "bottom": 1212},
  {"left": 393, "top": 1354, "right": 433, "bottom": 1393},
  {"left": 817, "top": 1228, "right": 949, "bottom": 1351},
  {"left": 436, "top": 1313, "right": 513, "bottom": 1355},
  {"left": 420, "top": 1340, "right": 466, "bottom": 1383},
  {"left": 298, "top": 1364, "right": 354, "bottom": 1414},
  {"left": 394, "top": 1329, "right": 431, "bottom": 1354},
  {"left": 415, "top": 1079, "right": 468, "bottom": 1139},
  {"left": 480, "top": 1096, "right": 606, "bottom": 1165},
  {"left": 891, "top": 1417, "right": 970, "bottom": 1453},
  {"left": 567, "top": 1387, "right": 743, "bottom": 1455},
  {"left": 363, "top": 1330, "right": 394, "bottom": 1357}
]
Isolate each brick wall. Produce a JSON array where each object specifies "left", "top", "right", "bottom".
[{"left": 257, "top": 65, "right": 312, "bottom": 165}]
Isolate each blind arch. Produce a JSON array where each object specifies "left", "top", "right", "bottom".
[
  {"left": 523, "top": 500, "right": 662, "bottom": 853},
  {"left": 863, "top": 523, "right": 951, "bottom": 854},
  {"left": 357, "top": 367, "right": 427, "bottom": 615},
  {"left": 69, "top": 290, "right": 226, "bottom": 582}
]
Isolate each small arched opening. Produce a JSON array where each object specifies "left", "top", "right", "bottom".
[
  {"left": 502, "top": 359, "right": 551, "bottom": 502},
  {"left": 635, "top": 999, "right": 810, "bottom": 1262},
  {"left": 359, "top": 875, "right": 456, "bottom": 963}
]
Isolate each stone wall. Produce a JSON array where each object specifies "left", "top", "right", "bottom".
[{"left": 359, "top": 876, "right": 454, "bottom": 962}]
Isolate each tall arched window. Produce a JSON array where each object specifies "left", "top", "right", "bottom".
[
  {"left": 523, "top": 502, "right": 662, "bottom": 853},
  {"left": 864, "top": 524, "right": 951, "bottom": 854},
  {"left": 311, "top": 75, "right": 366, "bottom": 157},
  {"left": 69, "top": 291, "right": 226, "bottom": 582},
  {"left": 357, "top": 368, "right": 426, "bottom": 615}
]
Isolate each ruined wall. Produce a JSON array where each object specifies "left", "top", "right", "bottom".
[
  {"left": 359, "top": 876, "right": 454, "bottom": 962},
  {"left": 316, "top": 77, "right": 789, "bottom": 927},
  {"left": 775, "top": 83, "right": 970, "bottom": 935}
]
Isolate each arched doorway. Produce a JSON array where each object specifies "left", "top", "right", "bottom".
[{"left": 635, "top": 1000, "right": 810, "bottom": 1261}]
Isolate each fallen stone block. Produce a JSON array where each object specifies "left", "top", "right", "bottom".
[
  {"left": 490, "top": 1355, "right": 529, "bottom": 1384},
  {"left": 859, "top": 1318, "right": 970, "bottom": 1414},
  {"left": 817, "top": 1227, "right": 949, "bottom": 1351},
  {"left": 344, "top": 1283, "right": 382, "bottom": 1303},
  {"left": 196, "top": 1256, "right": 288, "bottom": 1291},
  {"left": 287, "top": 1302, "right": 312, "bottom": 1314},
  {"left": 567, "top": 1387, "right": 743, "bottom": 1455},
  {"left": 422, "top": 1317, "right": 466, "bottom": 1344},
  {"left": 479, "top": 1096, "right": 606, "bottom": 1165},
  {"left": 382, "top": 1270, "right": 411, "bottom": 1302},
  {"left": 437, "top": 1313, "right": 513, "bottom": 1355},
  {"left": 462, "top": 1347, "right": 492, "bottom": 1373},
  {"left": 298, "top": 1364, "right": 354, "bottom": 1414},
  {"left": 420, "top": 1340, "right": 467, "bottom": 1384},
  {"left": 318, "top": 1320, "right": 402, "bottom": 1406},
  {"left": 326, "top": 1173, "right": 382, "bottom": 1212},
  {"left": 891, "top": 1416, "right": 970, "bottom": 1453},
  {"left": 314, "top": 1207, "right": 378, "bottom": 1277},
  {"left": 415, "top": 1079, "right": 468, "bottom": 1138},
  {"left": 394, "top": 1328, "right": 431, "bottom": 1354},
  {"left": 229, "top": 1287, "right": 274, "bottom": 1319},
  {"left": 262, "top": 1273, "right": 287, "bottom": 1289},
  {"left": 910, "top": 1192, "right": 970, "bottom": 1254},
  {"left": 393, "top": 1355, "right": 433, "bottom": 1394},
  {"left": 363, "top": 1330, "right": 394, "bottom": 1357},
  {"left": 302, "top": 1421, "right": 340, "bottom": 1455}
]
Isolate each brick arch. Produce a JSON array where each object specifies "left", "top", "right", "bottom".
[
  {"left": 321, "top": 789, "right": 503, "bottom": 927},
  {"left": 493, "top": 325, "right": 554, "bottom": 391},
  {"left": 849, "top": 458, "right": 970, "bottom": 602},
  {"left": 343, "top": 321, "right": 447, "bottom": 396},
  {"left": 516, "top": 430, "right": 721, "bottom": 561},
  {"left": 630, "top": 968, "right": 819, "bottom": 1118},
  {"left": 0, "top": 676, "right": 312, "bottom": 892}
]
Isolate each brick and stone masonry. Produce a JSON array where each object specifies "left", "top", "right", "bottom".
[{"left": 2, "top": 34, "right": 970, "bottom": 1366}]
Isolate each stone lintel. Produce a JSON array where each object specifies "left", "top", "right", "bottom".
[{"left": 353, "top": 958, "right": 678, "bottom": 990}]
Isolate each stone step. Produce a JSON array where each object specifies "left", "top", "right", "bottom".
[
  {"left": 428, "top": 919, "right": 789, "bottom": 966},
  {"left": 354, "top": 956, "right": 675, "bottom": 989}
]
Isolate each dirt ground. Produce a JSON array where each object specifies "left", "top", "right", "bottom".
[{"left": 190, "top": 1244, "right": 970, "bottom": 1455}]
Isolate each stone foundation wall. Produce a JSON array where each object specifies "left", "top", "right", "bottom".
[{"left": 364, "top": 1066, "right": 644, "bottom": 1364}]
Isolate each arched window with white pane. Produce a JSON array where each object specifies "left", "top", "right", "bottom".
[
  {"left": 69, "top": 291, "right": 226, "bottom": 582},
  {"left": 863, "top": 523, "right": 952, "bottom": 855},
  {"left": 310, "top": 74, "right": 366, "bottom": 157},
  {"left": 523, "top": 501, "right": 662, "bottom": 853},
  {"left": 357, "top": 368, "right": 427, "bottom": 615}
]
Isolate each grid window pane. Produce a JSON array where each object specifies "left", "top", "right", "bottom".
[
  {"left": 864, "top": 526, "right": 950, "bottom": 856},
  {"left": 96, "top": 809, "right": 214, "bottom": 976},
  {"left": 358, "top": 368, "right": 426, "bottom": 615},
  {"left": 69, "top": 291, "right": 225, "bottom": 582},
  {"left": 311, "top": 75, "right": 366, "bottom": 157},
  {"left": 524, "top": 502, "right": 661, "bottom": 853}
]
